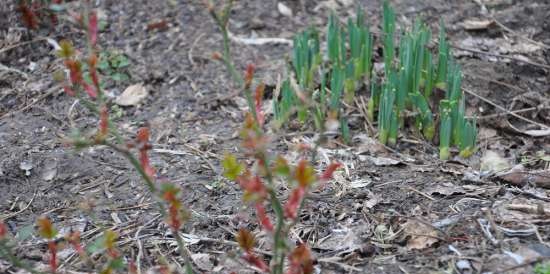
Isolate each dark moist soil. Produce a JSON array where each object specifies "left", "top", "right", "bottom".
[{"left": 1, "top": 0, "right": 550, "bottom": 273}]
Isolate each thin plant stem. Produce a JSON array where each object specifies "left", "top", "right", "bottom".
[
  {"left": 172, "top": 229, "right": 195, "bottom": 274},
  {"left": 207, "top": 0, "right": 244, "bottom": 87}
]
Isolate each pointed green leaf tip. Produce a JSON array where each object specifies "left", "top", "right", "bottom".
[{"left": 222, "top": 153, "right": 243, "bottom": 180}]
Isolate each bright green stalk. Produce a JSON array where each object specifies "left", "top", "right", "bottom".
[
  {"left": 383, "top": 0, "right": 396, "bottom": 75},
  {"left": 330, "top": 65, "right": 345, "bottom": 112},
  {"left": 423, "top": 52, "right": 434, "bottom": 98},
  {"left": 396, "top": 35, "right": 412, "bottom": 127},
  {"left": 388, "top": 109, "right": 399, "bottom": 146},
  {"left": 446, "top": 62, "right": 463, "bottom": 145},
  {"left": 344, "top": 61, "right": 356, "bottom": 104},
  {"left": 452, "top": 97, "right": 465, "bottom": 146},
  {"left": 412, "top": 24, "right": 429, "bottom": 96},
  {"left": 297, "top": 106, "right": 308, "bottom": 123},
  {"left": 362, "top": 31, "right": 374, "bottom": 79},
  {"left": 367, "top": 74, "right": 379, "bottom": 121},
  {"left": 314, "top": 66, "right": 328, "bottom": 130},
  {"left": 349, "top": 17, "right": 361, "bottom": 60},
  {"left": 340, "top": 116, "right": 350, "bottom": 144},
  {"left": 378, "top": 71, "right": 396, "bottom": 144},
  {"left": 435, "top": 20, "right": 449, "bottom": 89},
  {"left": 459, "top": 117, "right": 477, "bottom": 158},
  {"left": 411, "top": 91, "right": 434, "bottom": 140},
  {"left": 328, "top": 13, "right": 342, "bottom": 66},
  {"left": 293, "top": 28, "right": 320, "bottom": 90},
  {"left": 447, "top": 62, "right": 462, "bottom": 101},
  {"left": 439, "top": 100, "right": 453, "bottom": 160},
  {"left": 273, "top": 79, "right": 297, "bottom": 125}
]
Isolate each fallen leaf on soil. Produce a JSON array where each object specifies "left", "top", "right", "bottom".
[
  {"left": 359, "top": 155, "right": 401, "bottom": 166},
  {"left": 353, "top": 134, "right": 387, "bottom": 154},
  {"left": 493, "top": 197, "right": 550, "bottom": 223},
  {"left": 277, "top": 2, "right": 293, "bottom": 17},
  {"left": 506, "top": 203, "right": 550, "bottom": 215},
  {"left": 315, "top": 225, "right": 365, "bottom": 252},
  {"left": 191, "top": 253, "right": 214, "bottom": 272},
  {"left": 478, "top": 127, "right": 497, "bottom": 139},
  {"left": 362, "top": 191, "right": 381, "bottom": 209},
  {"left": 480, "top": 150, "right": 510, "bottom": 174},
  {"left": 498, "top": 164, "right": 550, "bottom": 188},
  {"left": 463, "top": 19, "right": 494, "bottom": 30},
  {"left": 456, "top": 259, "right": 473, "bottom": 274},
  {"left": 403, "top": 220, "right": 439, "bottom": 250},
  {"left": 429, "top": 182, "right": 465, "bottom": 196},
  {"left": 523, "top": 128, "right": 550, "bottom": 137},
  {"left": 349, "top": 179, "right": 372, "bottom": 189},
  {"left": 484, "top": 245, "right": 545, "bottom": 274},
  {"left": 41, "top": 160, "right": 57, "bottom": 181},
  {"left": 115, "top": 83, "right": 148, "bottom": 106}
]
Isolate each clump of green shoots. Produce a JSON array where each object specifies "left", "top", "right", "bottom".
[
  {"left": 273, "top": 6, "right": 373, "bottom": 145},
  {"left": 371, "top": 2, "right": 476, "bottom": 159}
]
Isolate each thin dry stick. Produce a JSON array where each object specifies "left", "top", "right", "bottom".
[
  {"left": 462, "top": 87, "right": 550, "bottom": 130},
  {"left": 188, "top": 33, "right": 205, "bottom": 67},
  {"left": 492, "top": 18, "right": 550, "bottom": 50},
  {"left": 317, "top": 257, "right": 362, "bottom": 272},
  {"left": 451, "top": 44, "right": 550, "bottom": 70},
  {"left": 0, "top": 36, "right": 49, "bottom": 54},
  {"left": 0, "top": 191, "right": 36, "bottom": 219},
  {"left": 406, "top": 186, "right": 435, "bottom": 201},
  {"left": 463, "top": 72, "right": 524, "bottom": 92},
  {"left": 476, "top": 106, "right": 547, "bottom": 120},
  {"left": 472, "top": 0, "right": 550, "bottom": 50},
  {"left": 0, "top": 85, "right": 60, "bottom": 120}
]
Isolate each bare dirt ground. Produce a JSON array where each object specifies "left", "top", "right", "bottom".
[{"left": 1, "top": 0, "right": 550, "bottom": 273}]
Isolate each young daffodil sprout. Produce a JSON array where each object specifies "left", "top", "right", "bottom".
[{"left": 439, "top": 100, "right": 453, "bottom": 160}]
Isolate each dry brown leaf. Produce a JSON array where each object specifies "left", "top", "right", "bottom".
[
  {"left": 191, "top": 253, "right": 214, "bottom": 272},
  {"left": 115, "top": 83, "right": 148, "bottom": 106},
  {"left": 429, "top": 182, "right": 465, "bottom": 196},
  {"left": 403, "top": 220, "right": 439, "bottom": 250},
  {"left": 277, "top": 2, "right": 293, "bottom": 17},
  {"left": 463, "top": 19, "right": 494, "bottom": 30},
  {"left": 499, "top": 164, "right": 550, "bottom": 188},
  {"left": 480, "top": 150, "right": 511, "bottom": 174}
]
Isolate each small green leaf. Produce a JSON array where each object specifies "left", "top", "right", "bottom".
[
  {"left": 16, "top": 225, "right": 34, "bottom": 242},
  {"left": 109, "top": 257, "right": 125, "bottom": 269},
  {"left": 98, "top": 60, "right": 110, "bottom": 71},
  {"left": 86, "top": 236, "right": 105, "bottom": 254},
  {"left": 111, "top": 73, "right": 129, "bottom": 82},
  {"left": 273, "top": 156, "right": 290, "bottom": 177},
  {"left": 222, "top": 153, "right": 244, "bottom": 180}
]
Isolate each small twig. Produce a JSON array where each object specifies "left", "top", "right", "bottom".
[
  {"left": 0, "top": 36, "right": 49, "bottom": 54},
  {"left": 227, "top": 30, "right": 293, "bottom": 46},
  {"left": 492, "top": 18, "right": 550, "bottom": 49},
  {"left": 183, "top": 144, "right": 219, "bottom": 174},
  {"left": 188, "top": 33, "right": 205, "bottom": 67},
  {"left": 451, "top": 44, "right": 550, "bottom": 70},
  {"left": 463, "top": 72, "right": 524, "bottom": 92},
  {"left": 476, "top": 106, "right": 544, "bottom": 120},
  {"left": 462, "top": 87, "right": 550, "bottom": 130},
  {"left": 499, "top": 256, "right": 550, "bottom": 273},
  {"left": 0, "top": 191, "right": 36, "bottom": 220},
  {"left": 0, "top": 63, "right": 29, "bottom": 79},
  {"left": 406, "top": 186, "right": 435, "bottom": 201},
  {"left": 317, "top": 257, "right": 362, "bottom": 272},
  {"left": 0, "top": 85, "right": 60, "bottom": 120}
]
